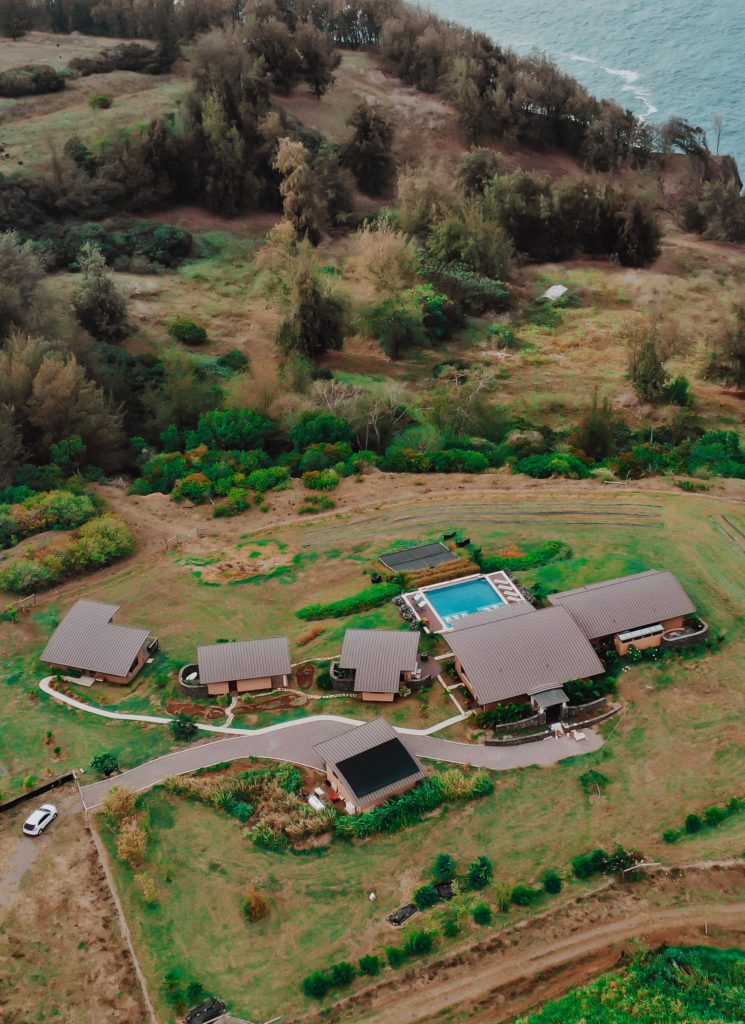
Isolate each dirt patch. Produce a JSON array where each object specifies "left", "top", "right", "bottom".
[
  {"left": 295, "top": 664, "right": 316, "bottom": 690},
  {"left": 165, "top": 699, "right": 225, "bottom": 720},
  {"left": 201, "top": 552, "right": 292, "bottom": 584},
  {"left": 233, "top": 692, "right": 309, "bottom": 713},
  {"left": 0, "top": 792, "right": 148, "bottom": 1024}
]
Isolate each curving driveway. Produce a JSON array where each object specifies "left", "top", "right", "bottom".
[{"left": 39, "top": 678, "right": 604, "bottom": 809}]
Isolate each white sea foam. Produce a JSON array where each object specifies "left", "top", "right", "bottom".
[{"left": 570, "top": 53, "right": 597, "bottom": 64}]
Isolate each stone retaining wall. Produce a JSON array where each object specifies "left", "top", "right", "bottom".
[
  {"left": 661, "top": 621, "right": 709, "bottom": 649},
  {"left": 562, "top": 697, "right": 608, "bottom": 724},
  {"left": 485, "top": 728, "right": 552, "bottom": 746},
  {"left": 178, "top": 664, "right": 209, "bottom": 698},
  {"left": 491, "top": 710, "right": 546, "bottom": 734}
]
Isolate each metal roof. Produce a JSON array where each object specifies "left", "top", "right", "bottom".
[
  {"left": 197, "top": 637, "right": 291, "bottom": 686},
  {"left": 339, "top": 628, "right": 419, "bottom": 694},
  {"left": 446, "top": 601, "right": 536, "bottom": 631},
  {"left": 533, "top": 687, "right": 569, "bottom": 708},
  {"left": 379, "top": 542, "right": 457, "bottom": 573},
  {"left": 315, "top": 719, "right": 426, "bottom": 809},
  {"left": 41, "top": 599, "right": 150, "bottom": 677},
  {"left": 548, "top": 570, "right": 695, "bottom": 641},
  {"left": 446, "top": 606, "right": 604, "bottom": 705}
]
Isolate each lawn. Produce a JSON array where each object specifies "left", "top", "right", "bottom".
[{"left": 28, "top": 480, "right": 735, "bottom": 1021}]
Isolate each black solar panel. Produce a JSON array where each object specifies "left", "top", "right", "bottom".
[
  {"left": 337, "top": 739, "right": 420, "bottom": 799},
  {"left": 379, "top": 543, "right": 457, "bottom": 573}
]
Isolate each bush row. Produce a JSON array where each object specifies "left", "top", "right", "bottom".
[
  {"left": 0, "top": 64, "right": 65, "bottom": 97},
  {"left": 29, "top": 221, "right": 193, "bottom": 271},
  {"left": 296, "top": 581, "right": 402, "bottom": 621},
  {"left": 0, "top": 489, "right": 98, "bottom": 550},
  {"left": 662, "top": 796, "right": 744, "bottom": 844}
]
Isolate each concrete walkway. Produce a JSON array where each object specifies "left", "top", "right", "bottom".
[{"left": 40, "top": 678, "right": 604, "bottom": 809}]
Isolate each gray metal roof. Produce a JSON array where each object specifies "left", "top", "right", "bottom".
[
  {"left": 379, "top": 542, "right": 457, "bottom": 573},
  {"left": 314, "top": 719, "right": 426, "bottom": 809},
  {"left": 339, "top": 628, "right": 419, "bottom": 694},
  {"left": 446, "top": 606, "right": 604, "bottom": 705},
  {"left": 533, "top": 687, "right": 568, "bottom": 708},
  {"left": 447, "top": 601, "right": 535, "bottom": 631},
  {"left": 41, "top": 599, "right": 150, "bottom": 677},
  {"left": 197, "top": 636, "right": 291, "bottom": 686},
  {"left": 548, "top": 570, "right": 695, "bottom": 641}
]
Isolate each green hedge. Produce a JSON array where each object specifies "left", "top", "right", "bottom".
[
  {"left": 296, "top": 582, "right": 402, "bottom": 620},
  {"left": 662, "top": 795, "right": 744, "bottom": 844}
]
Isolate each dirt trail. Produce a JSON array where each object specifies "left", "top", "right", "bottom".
[{"left": 292, "top": 863, "right": 745, "bottom": 1024}]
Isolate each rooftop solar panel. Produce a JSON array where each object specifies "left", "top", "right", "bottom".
[
  {"left": 336, "top": 738, "right": 421, "bottom": 799},
  {"left": 379, "top": 542, "right": 457, "bottom": 573}
]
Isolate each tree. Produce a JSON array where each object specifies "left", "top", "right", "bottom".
[
  {"left": 472, "top": 902, "right": 492, "bottom": 925},
  {"left": 628, "top": 334, "right": 669, "bottom": 402},
  {"left": 0, "top": 232, "right": 45, "bottom": 340},
  {"left": 295, "top": 22, "right": 340, "bottom": 98},
  {"left": 572, "top": 391, "right": 617, "bottom": 461},
  {"left": 91, "top": 751, "right": 119, "bottom": 776},
  {"left": 457, "top": 148, "right": 502, "bottom": 197},
  {"left": 346, "top": 218, "right": 418, "bottom": 292},
  {"left": 170, "top": 711, "right": 197, "bottom": 741},
  {"left": 342, "top": 101, "right": 396, "bottom": 196},
  {"left": 0, "top": 0, "right": 32, "bottom": 38},
  {"left": 706, "top": 304, "right": 745, "bottom": 388},
  {"left": 72, "top": 243, "right": 129, "bottom": 342},
  {"left": 301, "top": 971, "right": 330, "bottom": 999},
  {"left": 0, "top": 404, "right": 23, "bottom": 487},
  {"left": 466, "top": 855, "right": 493, "bottom": 890},
  {"left": 274, "top": 138, "right": 327, "bottom": 245},
  {"left": 276, "top": 262, "right": 346, "bottom": 360},
  {"left": 423, "top": 368, "right": 508, "bottom": 442},
  {"left": 433, "top": 852, "right": 456, "bottom": 883}
]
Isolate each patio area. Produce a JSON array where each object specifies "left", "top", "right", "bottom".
[{"left": 398, "top": 570, "right": 529, "bottom": 633}]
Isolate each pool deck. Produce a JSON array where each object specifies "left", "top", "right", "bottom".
[{"left": 401, "top": 571, "right": 527, "bottom": 634}]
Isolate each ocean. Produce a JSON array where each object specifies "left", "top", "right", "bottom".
[{"left": 426, "top": 0, "right": 743, "bottom": 171}]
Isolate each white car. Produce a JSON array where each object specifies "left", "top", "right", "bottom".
[{"left": 22, "top": 803, "right": 57, "bottom": 836}]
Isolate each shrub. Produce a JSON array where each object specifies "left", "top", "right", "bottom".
[
  {"left": 579, "top": 769, "right": 611, "bottom": 795},
  {"left": 226, "top": 799, "right": 254, "bottom": 822},
  {"left": 170, "top": 712, "right": 198, "bottom": 742},
  {"left": 433, "top": 852, "right": 457, "bottom": 883},
  {"left": 542, "top": 870, "right": 563, "bottom": 895},
  {"left": 296, "top": 582, "right": 401, "bottom": 620},
  {"left": 359, "top": 955, "right": 381, "bottom": 976},
  {"left": 168, "top": 318, "right": 208, "bottom": 346},
  {"left": 0, "top": 64, "right": 65, "bottom": 97},
  {"left": 466, "top": 855, "right": 493, "bottom": 890},
  {"left": 401, "top": 930, "right": 435, "bottom": 958},
  {"left": 662, "top": 829, "right": 682, "bottom": 844},
  {"left": 413, "top": 883, "right": 440, "bottom": 910},
  {"left": 514, "top": 452, "right": 590, "bottom": 480},
  {"left": 135, "top": 873, "right": 158, "bottom": 903},
  {"left": 329, "top": 962, "right": 356, "bottom": 987},
  {"left": 89, "top": 92, "right": 112, "bottom": 109},
  {"left": 302, "top": 468, "right": 340, "bottom": 491},
  {"left": 442, "top": 916, "right": 460, "bottom": 938},
  {"left": 685, "top": 813, "right": 703, "bottom": 834},
  {"left": 247, "top": 466, "right": 290, "bottom": 493},
  {"left": 242, "top": 884, "right": 269, "bottom": 921},
  {"left": 102, "top": 786, "right": 135, "bottom": 821},
  {"left": 511, "top": 884, "right": 542, "bottom": 907},
  {"left": 90, "top": 751, "right": 119, "bottom": 776},
  {"left": 117, "top": 817, "right": 147, "bottom": 865},
  {"left": 386, "top": 946, "right": 405, "bottom": 968},
  {"left": 472, "top": 902, "right": 492, "bottom": 925},
  {"left": 301, "top": 971, "right": 330, "bottom": 999}
]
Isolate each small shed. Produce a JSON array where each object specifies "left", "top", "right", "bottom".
[{"left": 540, "top": 284, "right": 569, "bottom": 303}]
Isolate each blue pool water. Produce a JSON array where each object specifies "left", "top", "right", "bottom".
[{"left": 425, "top": 578, "right": 505, "bottom": 626}]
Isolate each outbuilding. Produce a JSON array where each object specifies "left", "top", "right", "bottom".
[
  {"left": 314, "top": 718, "right": 426, "bottom": 814},
  {"left": 196, "top": 636, "right": 292, "bottom": 696},
  {"left": 330, "top": 628, "right": 421, "bottom": 702}
]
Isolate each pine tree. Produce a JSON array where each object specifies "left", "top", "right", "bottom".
[
  {"left": 71, "top": 243, "right": 129, "bottom": 342},
  {"left": 342, "top": 101, "right": 396, "bottom": 196}
]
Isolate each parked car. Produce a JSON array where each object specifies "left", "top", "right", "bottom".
[{"left": 22, "top": 803, "right": 57, "bottom": 836}]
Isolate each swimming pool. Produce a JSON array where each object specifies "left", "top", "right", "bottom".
[{"left": 425, "top": 578, "right": 505, "bottom": 627}]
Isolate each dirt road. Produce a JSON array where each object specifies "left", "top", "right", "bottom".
[{"left": 292, "top": 862, "right": 745, "bottom": 1024}]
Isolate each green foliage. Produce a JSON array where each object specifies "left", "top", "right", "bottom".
[
  {"left": 89, "top": 91, "right": 111, "bottom": 109},
  {"left": 514, "top": 453, "right": 590, "bottom": 480},
  {"left": 629, "top": 335, "right": 669, "bottom": 402},
  {"left": 511, "top": 883, "right": 543, "bottom": 907},
  {"left": 513, "top": 946, "right": 745, "bottom": 1024},
  {"left": 542, "top": 870, "right": 563, "bottom": 895},
  {"left": 0, "top": 64, "right": 65, "bottom": 97},
  {"left": 401, "top": 930, "right": 436, "bottom": 958},
  {"left": 246, "top": 466, "right": 290, "bottom": 493},
  {"left": 302, "top": 468, "right": 340, "bottom": 491},
  {"left": 290, "top": 412, "right": 354, "bottom": 450},
  {"left": 571, "top": 845, "right": 641, "bottom": 880},
  {"left": 479, "top": 540, "right": 572, "bottom": 574},
  {"left": 187, "top": 409, "right": 274, "bottom": 452},
  {"left": 168, "top": 318, "right": 208, "bottom": 346},
  {"left": 579, "top": 770, "right": 611, "bottom": 796},
  {"left": 442, "top": 915, "right": 460, "bottom": 938},
  {"left": 170, "top": 712, "right": 198, "bottom": 742},
  {"left": 90, "top": 751, "right": 119, "bottom": 775},
  {"left": 472, "top": 902, "right": 493, "bottom": 925},
  {"left": 335, "top": 770, "right": 493, "bottom": 839},
  {"left": 225, "top": 799, "right": 254, "bottom": 822},
  {"left": 433, "top": 852, "right": 457, "bottom": 883},
  {"left": 296, "top": 581, "right": 401, "bottom": 620},
  {"left": 386, "top": 945, "right": 405, "bottom": 969},
  {"left": 564, "top": 676, "right": 616, "bottom": 705},
  {"left": 72, "top": 243, "right": 129, "bottom": 342},
  {"left": 418, "top": 255, "right": 511, "bottom": 314},
  {"left": 475, "top": 703, "right": 534, "bottom": 729},
  {"left": 359, "top": 955, "right": 381, "bottom": 976},
  {"left": 301, "top": 970, "right": 330, "bottom": 999},
  {"left": 342, "top": 100, "right": 396, "bottom": 196},
  {"left": 413, "top": 883, "right": 440, "bottom": 910},
  {"left": 466, "top": 855, "right": 493, "bottom": 891}
]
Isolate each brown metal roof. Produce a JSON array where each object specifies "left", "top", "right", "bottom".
[
  {"left": 339, "top": 629, "right": 419, "bottom": 694},
  {"left": 548, "top": 570, "right": 695, "bottom": 641},
  {"left": 197, "top": 636, "right": 291, "bottom": 686},
  {"left": 41, "top": 599, "right": 150, "bottom": 678},
  {"left": 314, "top": 719, "right": 426, "bottom": 808},
  {"left": 446, "top": 606, "right": 604, "bottom": 705},
  {"left": 446, "top": 601, "right": 536, "bottom": 631}
]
